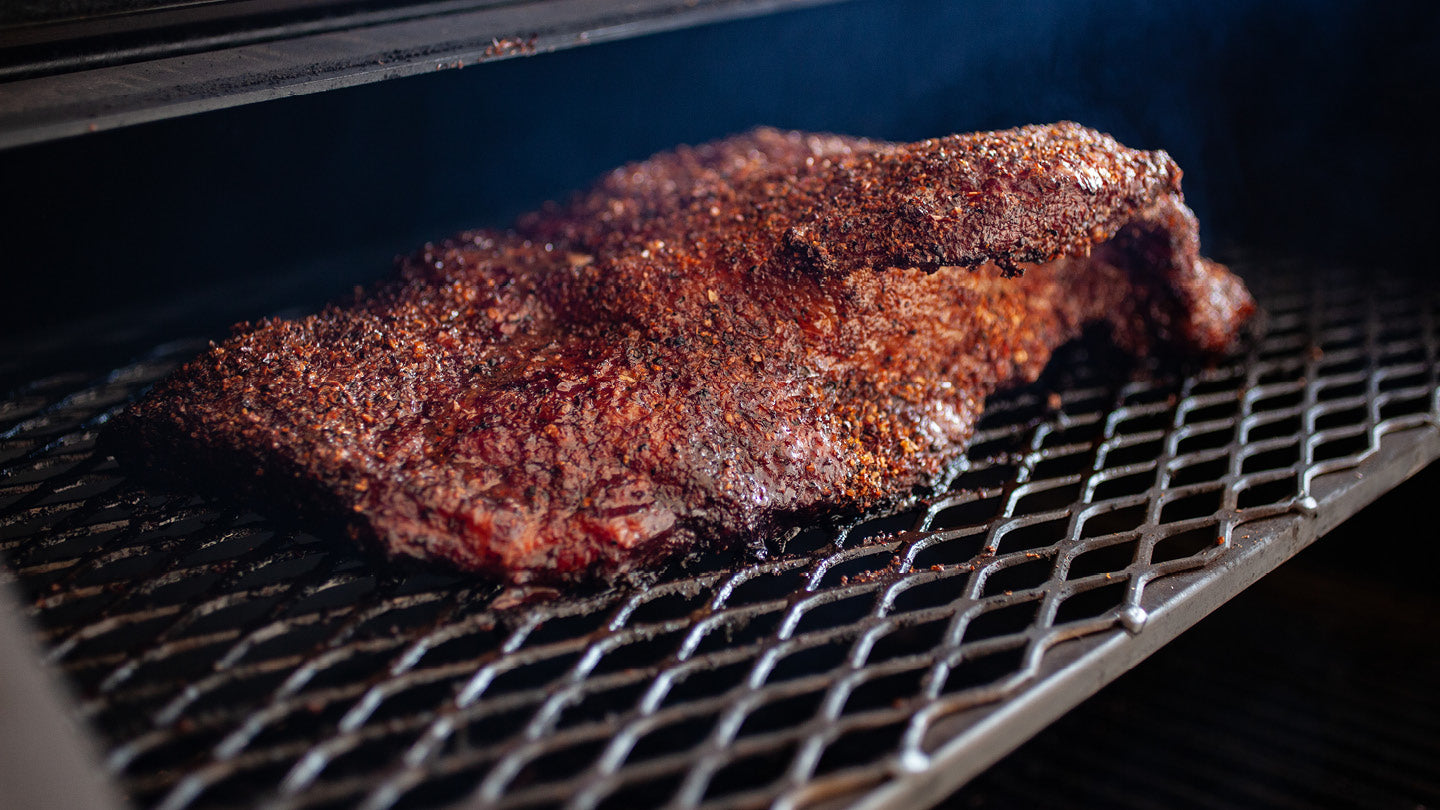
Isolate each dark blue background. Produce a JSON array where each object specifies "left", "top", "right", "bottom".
[{"left": 2, "top": 0, "right": 1437, "bottom": 336}]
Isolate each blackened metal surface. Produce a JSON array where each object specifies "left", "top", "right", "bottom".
[
  {"left": 0, "top": 258, "right": 1437, "bottom": 810},
  {"left": 0, "top": 0, "right": 849, "bottom": 149}
]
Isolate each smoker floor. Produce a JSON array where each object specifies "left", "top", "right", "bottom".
[
  {"left": 1, "top": 257, "right": 1438, "bottom": 810},
  {"left": 948, "top": 463, "right": 1440, "bottom": 810}
]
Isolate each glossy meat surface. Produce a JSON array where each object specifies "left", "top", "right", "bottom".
[{"left": 106, "top": 123, "right": 1255, "bottom": 584}]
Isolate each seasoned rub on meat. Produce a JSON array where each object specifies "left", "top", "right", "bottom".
[{"left": 105, "top": 122, "right": 1255, "bottom": 585}]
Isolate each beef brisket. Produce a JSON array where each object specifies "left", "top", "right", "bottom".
[{"left": 105, "top": 122, "right": 1255, "bottom": 584}]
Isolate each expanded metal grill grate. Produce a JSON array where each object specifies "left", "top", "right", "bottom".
[
  {"left": 954, "top": 476, "right": 1440, "bottom": 810},
  {"left": 1, "top": 259, "right": 1438, "bottom": 810}
]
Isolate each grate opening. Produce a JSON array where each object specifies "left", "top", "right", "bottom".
[
  {"left": 842, "top": 668, "right": 927, "bottom": 714},
  {"left": 1254, "top": 389, "right": 1304, "bottom": 412},
  {"left": 949, "top": 464, "right": 1017, "bottom": 492},
  {"left": 1379, "top": 370, "right": 1428, "bottom": 391},
  {"left": 194, "top": 759, "right": 298, "bottom": 809},
  {"left": 1314, "top": 432, "right": 1371, "bottom": 462},
  {"left": 1031, "top": 451, "right": 1093, "bottom": 479},
  {"left": 767, "top": 640, "right": 851, "bottom": 684},
  {"left": 301, "top": 644, "right": 404, "bottom": 693},
  {"left": 1079, "top": 504, "right": 1146, "bottom": 539},
  {"left": 1103, "top": 440, "right": 1166, "bottom": 469},
  {"left": 909, "top": 532, "right": 987, "bottom": 570},
  {"left": 1182, "top": 400, "right": 1240, "bottom": 425},
  {"left": 1317, "top": 380, "right": 1367, "bottom": 402},
  {"left": 792, "top": 593, "right": 877, "bottom": 636},
  {"left": 366, "top": 680, "right": 463, "bottom": 726},
  {"left": 738, "top": 691, "right": 825, "bottom": 738},
  {"left": 418, "top": 625, "right": 506, "bottom": 668},
  {"left": 1191, "top": 375, "right": 1242, "bottom": 396},
  {"left": 228, "top": 553, "right": 328, "bottom": 591},
  {"left": 177, "top": 527, "right": 275, "bottom": 567},
  {"left": 68, "top": 547, "right": 170, "bottom": 585},
  {"left": 511, "top": 738, "right": 609, "bottom": 792},
  {"left": 693, "top": 610, "right": 784, "bottom": 655},
  {"left": 1151, "top": 525, "right": 1222, "bottom": 564},
  {"left": 349, "top": 599, "right": 452, "bottom": 640},
  {"left": 628, "top": 716, "right": 715, "bottom": 763},
  {"left": 241, "top": 703, "right": 352, "bottom": 762},
  {"left": 1160, "top": 489, "right": 1224, "bottom": 523},
  {"left": 117, "top": 728, "right": 228, "bottom": 778},
  {"left": 995, "top": 518, "right": 1067, "bottom": 553},
  {"left": 817, "top": 548, "right": 900, "bottom": 589},
  {"left": 1379, "top": 348, "right": 1428, "bottom": 369},
  {"left": 974, "top": 402, "right": 1042, "bottom": 432},
  {"left": 889, "top": 572, "right": 971, "bottom": 614},
  {"left": 1169, "top": 457, "right": 1228, "bottom": 487},
  {"left": 320, "top": 731, "right": 417, "bottom": 782},
  {"left": 628, "top": 590, "right": 710, "bottom": 626},
  {"left": 1247, "top": 414, "right": 1302, "bottom": 442},
  {"left": 726, "top": 567, "right": 809, "bottom": 607},
  {"left": 1380, "top": 394, "right": 1431, "bottom": 420},
  {"left": 1236, "top": 475, "right": 1298, "bottom": 510},
  {"left": 929, "top": 497, "right": 1002, "bottom": 531},
  {"left": 1122, "top": 387, "right": 1172, "bottom": 407},
  {"left": 523, "top": 611, "right": 612, "bottom": 649},
  {"left": 1115, "top": 411, "right": 1171, "bottom": 435},
  {"left": 1241, "top": 443, "right": 1301, "bottom": 473},
  {"left": 187, "top": 668, "right": 293, "bottom": 717},
  {"left": 660, "top": 661, "right": 751, "bottom": 707},
  {"left": 940, "top": 646, "right": 1027, "bottom": 695},
  {"left": 595, "top": 773, "right": 685, "bottom": 810},
  {"left": 980, "top": 558, "right": 1053, "bottom": 597},
  {"left": 966, "top": 434, "right": 1028, "bottom": 461},
  {"left": 1041, "top": 422, "right": 1103, "bottom": 447},
  {"left": 556, "top": 681, "right": 647, "bottom": 729},
  {"left": 702, "top": 745, "right": 797, "bottom": 800},
  {"left": 814, "top": 721, "right": 909, "bottom": 776},
  {"left": 392, "top": 768, "right": 493, "bottom": 810},
  {"left": 866, "top": 618, "right": 951, "bottom": 665},
  {"left": 1012, "top": 483, "right": 1083, "bottom": 517},
  {"left": 450, "top": 705, "right": 535, "bottom": 752},
  {"left": 591, "top": 629, "right": 686, "bottom": 675},
  {"left": 1067, "top": 538, "right": 1139, "bottom": 579},
  {"left": 485, "top": 651, "right": 583, "bottom": 698},
  {"left": 1257, "top": 363, "right": 1305, "bottom": 385},
  {"left": 1092, "top": 470, "right": 1153, "bottom": 501},
  {"left": 280, "top": 576, "right": 376, "bottom": 617},
  {"left": 963, "top": 601, "right": 1040, "bottom": 643},
  {"left": 848, "top": 510, "right": 923, "bottom": 544},
  {"left": 1175, "top": 428, "right": 1232, "bottom": 454},
  {"left": 231, "top": 619, "right": 335, "bottom": 665},
  {"left": 1053, "top": 581, "right": 1128, "bottom": 625},
  {"left": 1315, "top": 406, "right": 1367, "bottom": 431}
]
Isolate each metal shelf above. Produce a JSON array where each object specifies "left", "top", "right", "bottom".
[{"left": 0, "top": 0, "right": 845, "bottom": 149}]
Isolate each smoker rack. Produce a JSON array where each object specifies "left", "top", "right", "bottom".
[
  {"left": 955, "top": 484, "right": 1440, "bottom": 810},
  {"left": 0, "top": 258, "right": 1437, "bottom": 810}
]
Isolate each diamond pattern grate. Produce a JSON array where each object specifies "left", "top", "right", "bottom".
[{"left": 1, "top": 259, "right": 1438, "bottom": 810}]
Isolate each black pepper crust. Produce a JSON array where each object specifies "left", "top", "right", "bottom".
[{"left": 105, "top": 123, "right": 1255, "bottom": 584}]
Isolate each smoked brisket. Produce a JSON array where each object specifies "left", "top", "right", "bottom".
[{"left": 105, "top": 123, "right": 1255, "bottom": 584}]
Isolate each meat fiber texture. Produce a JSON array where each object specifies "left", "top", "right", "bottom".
[{"left": 106, "top": 123, "right": 1255, "bottom": 585}]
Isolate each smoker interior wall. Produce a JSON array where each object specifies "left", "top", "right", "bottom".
[{"left": 1, "top": 0, "right": 1437, "bottom": 339}]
